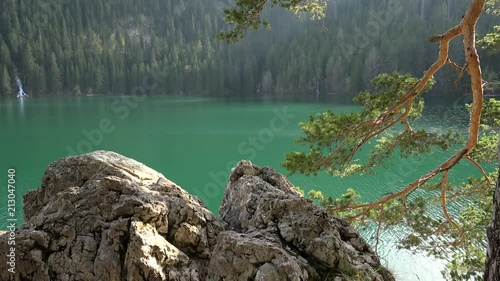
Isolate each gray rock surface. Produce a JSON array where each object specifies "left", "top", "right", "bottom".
[
  {"left": 213, "top": 162, "right": 395, "bottom": 281},
  {"left": 0, "top": 151, "right": 223, "bottom": 281},
  {"left": 0, "top": 151, "right": 394, "bottom": 281}
]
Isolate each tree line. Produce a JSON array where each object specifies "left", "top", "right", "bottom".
[{"left": 0, "top": 0, "right": 499, "bottom": 98}]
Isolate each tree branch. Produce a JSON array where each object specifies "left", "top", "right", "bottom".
[
  {"left": 465, "top": 155, "right": 493, "bottom": 186},
  {"left": 440, "top": 170, "right": 465, "bottom": 244},
  {"left": 328, "top": 0, "right": 487, "bottom": 227},
  {"left": 375, "top": 206, "right": 384, "bottom": 253}
]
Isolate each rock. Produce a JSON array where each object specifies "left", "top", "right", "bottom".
[
  {"left": 0, "top": 152, "right": 394, "bottom": 281},
  {"left": 207, "top": 231, "right": 317, "bottom": 281},
  {"left": 217, "top": 161, "right": 395, "bottom": 281},
  {"left": 0, "top": 151, "right": 224, "bottom": 281},
  {"left": 229, "top": 160, "right": 260, "bottom": 181}
]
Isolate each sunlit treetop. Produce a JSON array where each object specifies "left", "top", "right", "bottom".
[
  {"left": 217, "top": 0, "right": 326, "bottom": 42},
  {"left": 281, "top": 73, "right": 463, "bottom": 177}
]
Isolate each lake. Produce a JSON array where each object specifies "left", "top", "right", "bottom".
[{"left": 0, "top": 94, "right": 482, "bottom": 280}]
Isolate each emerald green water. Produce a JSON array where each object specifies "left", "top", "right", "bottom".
[{"left": 0, "top": 95, "right": 484, "bottom": 280}]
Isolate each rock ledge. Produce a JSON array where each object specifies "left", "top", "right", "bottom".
[{"left": 0, "top": 151, "right": 394, "bottom": 281}]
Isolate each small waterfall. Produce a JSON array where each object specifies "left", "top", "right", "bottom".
[{"left": 15, "top": 76, "right": 29, "bottom": 98}]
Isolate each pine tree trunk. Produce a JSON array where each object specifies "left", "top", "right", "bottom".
[{"left": 485, "top": 139, "right": 500, "bottom": 281}]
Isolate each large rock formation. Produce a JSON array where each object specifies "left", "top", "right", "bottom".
[
  {"left": 0, "top": 151, "right": 394, "bottom": 281},
  {"left": 211, "top": 161, "right": 394, "bottom": 281}
]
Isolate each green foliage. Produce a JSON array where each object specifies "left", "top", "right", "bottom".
[
  {"left": 442, "top": 189, "right": 492, "bottom": 281},
  {"left": 479, "top": 26, "right": 500, "bottom": 54},
  {"left": 294, "top": 185, "right": 305, "bottom": 196},
  {"left": 1, "top": 0, "right": 240, "bottom": 96},
  {"left": 353, "top": 74, "right": 427, "bottom": 119},
  {"left": 219, "top": 0, "right": 500, "bottom": 280},
  {"left": 309, "top": 188, "right": 376, "bottom": 226},
  {"left": 217, "top": 0, "right": 326, "bottom": 42},
  {"left": 283, "top": 73, "right": 460, "bottom": 177},
  {"left": 48, "top": 52, "right": 62, "bottom": 94},
  {"left": 0, "top": 65, "right": 13, "bottom": 95},
  {"left": 306, "top": 174, "right": 496, "bottom": 280},
  {"left": 283, "top": 76, "right": 498, "bottom": 280},
  {"left": 485, "top": 0, "right": 500, "bottom": 15},
  {"left": 479, "top": 98, "right": 500, "bottom": 128},
  {"left": 368, "top": 130, "right": 461, "bottom": 170},
  {"left": 468, "top": 98, "right": 500, "bottom": 162},
  {"left": 1, "top": 0, "right": 498, "bottom": 97},
  {"left": 217, "top": 0, "right": 271, "bottom": 42},
  {"left": 479, "top": 0, "right": 500, "bottom": 54}
]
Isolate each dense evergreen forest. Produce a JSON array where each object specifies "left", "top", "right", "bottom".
[{"left": 0, "top": 0, "right": 499, "bottom": 97}]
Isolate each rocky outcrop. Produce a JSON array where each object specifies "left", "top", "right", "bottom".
[
  {"left": 0, "top": 151, "right": 223, "bottom": 281},
  {"left": 0, "top": 151, "right": 394, "bottom": 281},
  {"left": 211, "top": 160, "right": 394, "bottom": 281}
]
